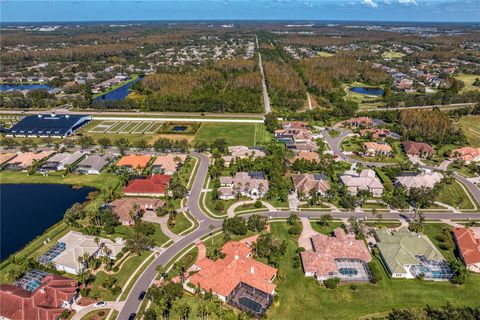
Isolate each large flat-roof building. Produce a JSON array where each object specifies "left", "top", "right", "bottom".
[{"left": 7, "top": 113, "right": 91, "bottom": 138}]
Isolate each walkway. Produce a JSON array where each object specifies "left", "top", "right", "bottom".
[
  {"left": 434, "top": 201, "right": 461, "bottom": 213},
  {"left": 227, "top": 200, "right": 276, "bottom": 217},
  {"left": 298, "top": 217, "right": 318, "bottom": 251},
  {"left": 72, "top": 301, "right": 124, "bottom": 320}
]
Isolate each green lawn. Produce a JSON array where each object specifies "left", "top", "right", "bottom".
[
  {"left": 382, "top": 51, "right": 405, "bottom": 59},
  {"left": 310, "top": 221, "right": 343, "bottom": 235},
  {"left": 91, "top": 250, "right": 152, "bottom": 300},
  {"left": 436, "top": 181, "right": 476, "bottom": 210},
  {"left": 266, "top": 222, "right": 480, "bottom": 320},
  {"left": 422, "top": 223, "right": 456, "bottom": 261},
  {"left": 0, "top": 171, "right": 120, "bottom": 190},
  {"left": 193, "top": 123, "right": 272, "bottom": 147},
  {"left": 169, "top": 212, "right": 193, "bottom": 235},
  {"left": 112, "top": 224, "right": 169, "bottom": 247},
  {"left": 455, "top": 115, "right": 480, "bottom": 147},
  {"left": 454, "top": 74, "right": 480, "bottom": 94},
  {"left": 80, "top": 309, "right": 111, "bottom": 320}
]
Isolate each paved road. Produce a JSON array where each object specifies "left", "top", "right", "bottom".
[
  {"left": 117, "top": 151, "right": 480, "bottom": 319},
  {"left": 117, "top": 153, "right": 222, "bottom": 319},
  {"left": 92, "top": 116, "right": 264, "bottom": 124},
  {"left": 257, "top": 52, "right": 271, "bottom": 114},
  {"left": 363, "top": 102, "right": 476, "bottom": 112}
]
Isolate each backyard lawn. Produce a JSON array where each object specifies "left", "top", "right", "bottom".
[
  {"left": 456, "top": 115, "right": 480, "bottom": 147},
  {"left": 266, "top": 222, "right": 480, "bottom": 320},
  {"left": 193, "top": 123, "right": 272, "bottom": 147},
  {"left": 436, "top": 181, "right": 476, "bottom": 210}
]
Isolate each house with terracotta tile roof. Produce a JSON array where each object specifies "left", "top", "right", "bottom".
[
  {"left": 300, "top": 228, "right": 372, "bottom": 282},
  {"left": 3, "top": 151, "right": 54, "bottom": 171},
  {"left": 401, "top": 141, "right": 434, "bottom": 157},
  {"left": 188, "top": 237, "right": 277, "bottom": 316},
  {"left": 450, "top": 147, "right": 480, "bottom": 164},
  {"left": 290, "top": 151, "right": 321, "bottom": 163},
  {"left": 275, "top": 127, "right": 317, "bottom": 153},
  {"left": 152, "top": 154, "right": 187, "bottom": 175},
  {"left": 108, "top": 197, "right": 164, "bottom": 225},
  {"left": 282, "top": 121, "right": 309, "bottom": 130},
  {"left": 359, "top": 128, "right": 400, "bottom": 140},
  {"left": 0, "top": 271, "right": 77, "bottom": 320},
  {"left": 344, "top": 117, "right": 376, "bottom": 128},
  {"left": 340, "top": 169, "right": 384, "bottom": 197},
  {"left": 115, "top": 154, "right": 152, "bottom": 172},
  {"left": 218, "top": 172, "right": 269, "bottom": 200},
  {"left": 363, "top": 141, "right": 392, "bottom": 157},
  {"left": 123, "top": 174, "right": 171, "bottom": 197},
  {"left": 453, "top": 227, "right": 480, "bottom": 273},
  {"left": 292, "top": 173, "right": 330, "bottom": 197},
  {"left": 0, "top": 152, "right": 17, "bottom": 166},
  {"left": 222, "top": 146, "right": 265, "bottom": 167}
]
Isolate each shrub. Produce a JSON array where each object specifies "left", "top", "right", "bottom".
[
  {"left": 295, "top": 247, "right": 306, "bottom": 253},
  {"left": 288, "top": 223, "right": 302, "bottom": 236},
  {"left": 254, "top": 200, "right": 262, "bottom": 208},
  {"left": 323, "top": 277, "right": 340, "bottom": 289},
  {"left": 369, "top": 261, "right": 383, "bottom": 284}
]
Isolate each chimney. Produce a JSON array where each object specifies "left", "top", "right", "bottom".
[
  {"left": 234, "top": 255, "right": 239, "bottom": 260},
  {"left": 51, "top": 112, "right": 56, "bottom": 117},
  {"left": 251, "top": 267, "right": 255, "bottom": 274}
]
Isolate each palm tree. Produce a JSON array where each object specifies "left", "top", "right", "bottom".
[
  {"left": 208, "top": 224, "right": 216, "bottom": 244},
  {"left": 5, "top": 268, "right": 22, "bottom": 283},
  {"left": 94, "top": 236, "right": 100, "bottom": 248}
]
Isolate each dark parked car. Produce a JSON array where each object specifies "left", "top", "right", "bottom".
[
  {"left": 138, "top": 291, "right": 146, "bottom": 300},
  {"left": 128, "top": 313, "right": 136, "bottom": 320}
]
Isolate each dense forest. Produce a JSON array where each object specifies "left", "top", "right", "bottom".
[
  {"left": 136, "top": 59, "right": 263, "bottom": 113},
  {"left": 264, "top": 61, "right": 306, "bottom": 111}
]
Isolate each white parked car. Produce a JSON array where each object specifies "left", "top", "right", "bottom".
[{"left": 94, "top": 301, "right": 106, "bottom": 308}]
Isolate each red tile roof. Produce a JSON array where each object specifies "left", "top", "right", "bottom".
[
  {"left": 123, "top": 174, "right": 171, "bottom": 195},
  {"left": 301, "top": 228, "right": 371, "bottom": 278},
  {"left": 116, "top": 154, "right": 151, "bottom": 169},
  {"left": 401, "top": 141, "right": 434, "bottom": 156},
  {"left": 453, "top": 227, "right": 480, "bottom": 266},
  {"left": 0, "top": 275, "right": 77, "bottom": 320},
  {"left": 190, "top": 237, "right": 277, "bottom": 297}
]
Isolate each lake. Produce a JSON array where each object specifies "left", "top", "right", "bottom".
[
  {"left": 0, "top": 184, "right": 94, "bottom": 261},
  {"left": 349, "top": 86, "right": 384, "bottom": 96},
  {"left": 94, "top": 77, "right": 142, "bottom": 101},
  {"left": 0, "top": 83, "right": 53, "bottom": 92}
]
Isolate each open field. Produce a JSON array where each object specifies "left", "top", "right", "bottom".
[
  {"left": 454, "top": 74, "right": 480, "bottom": 93},
  {"left": 317, "top": 51, "right": 334, "bottom": 57},
  {"left": 193, "top": 123, "right": 272, "bottom": 147},
  {"left": 436, "top": 181, "right": 476, "bottom": 210},
  {"left": 88, "top": 120, "right": 163, "bottom": 135},
  {"left": 342, "top": 82, "right": 386, "bottom": 110},
  {"left": 456, "top": 115, "right": 480, "bottom": 147},
  {"left": 382, "top": 51, "right": 405, "bottom": 59},
  {"left": 266, "top": 222, "right": 480, "bottom": 320}
]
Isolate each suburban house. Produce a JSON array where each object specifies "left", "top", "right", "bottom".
[
  {"left": 453, "top": 227, "right": 480, "bottom": 273},
  {"left": 123, "top": 174, "right": 171, "bottom": 197},
  {"left": 401, "top": 141, "right": 434, "bottom": 157},
  {"left": 301, "top": 228, "right": 372, "bottom": 282},
  {"left": 0, "top": 152, "right": 17, "bottom": 166},
  {"left": 74, "top": 154, "right": 112, "bottom": 175},
  {"left": 222, "top": 146, "right": 265, "bottom": 167},
  {"left": 218, "top": 172, "right": 269, "bottom": 200},
  {"left": 115, "top": 154, "right": 152, "bottom": 172},
  {"left": 290, "top": 151, "right": 321, "bottom": 163},
  {"left": 151, "top": 154, "right": 187, "bottom": 175},
  {"left": 3, "top": 151, "right": 54, "bottom": 171},
  {"left": 292, "top": 173, "right": 330, "bottom": 197},
  {"left": 6, "top": 113, "right": 91, "bottom": 138},
  {"left": 450, "top": 147, "right": 480, "bottom": 164},
  {"left": 359, "top": 128, "right": 400, "bottom": 140},
  {"left": 375, "top": 227, "right": 452, "bottom": 280},
  {"left": 282, "top": 121, "right": 309, "bottom": 129},
  {"left": 38, "top": 151, "right": 84, "bottom": 172},
  {"left": 275, "top": 127, "right": 317, "bottom": 152},
  {"left": 108, "top": 197, "right": 164, "bottom": 225},
  {"left": 340, "top": 169, "right": 384, "bottom": 197},
  {"left": 189, "top": 237, "right": 277, "bottom": 316},
  {"left": 363, "top": 142, "right": 392, "bottom": 157},
  {"left": 395, "top": 172, "right": 444, "bottom": 190},
  {"left": 343, "top": 117, "right": 376, "bottom": 128},
  {"left": 38, "top": 231, "right": 125, "bottom": 275},
  {"left": 0, "top": 270, "right": 78, "bottom": 320}
]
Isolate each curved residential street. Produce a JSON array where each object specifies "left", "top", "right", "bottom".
[{"left": 117, "top": 151, "right": 480, "bottom": 319}]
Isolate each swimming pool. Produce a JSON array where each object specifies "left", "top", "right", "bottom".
[{"left": 338, "top": 268, "right": 359, "bottom": 276}]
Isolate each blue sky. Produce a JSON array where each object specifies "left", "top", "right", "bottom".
[{"left": 1, "top": 0, "right": 479, "bottom": 23}]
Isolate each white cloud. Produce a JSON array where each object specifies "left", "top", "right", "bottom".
[
  {"left": 362, "top": 0, "right": 378, "bottom": 7},
  {"left": 398, "top": 0, "right": 417, "bottom": 4}
]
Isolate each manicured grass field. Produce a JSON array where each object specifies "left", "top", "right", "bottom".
[
  {"left": 317, "top": 51, "right": 334, "bottom": 57},
  {"left": 456, "top": 115, "right": 480, "bottom": 147},
  {"left": 266, "top": 222, "right": 480, "bottom": 320},
  {"left": 169, "top": 212, "right": 193, "bottom": 234},
  {"left": 80, "top": 308, "right": 111, "bottom": 320},
  {"left": 310, "top": 221, "right": 343, "bottom": 235},
  {"left": 436, "top": 181, "right": 476, "bottom": 210},
  {"left": 113, "top": 224, "right": 169, "bottom": 247},
  {"left": 382, "top": 51, "right": 405, "bottom": 59},
  {"left": 193, "top": 123, "right": 272, "bottom": 147},
  {"left": 454, "top": 74, "right": 480, "bottom": 93}
]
